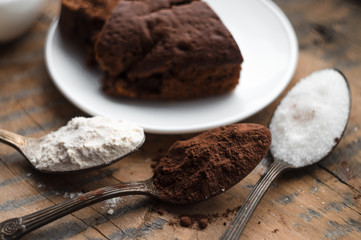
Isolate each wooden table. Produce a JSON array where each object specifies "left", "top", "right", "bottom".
[{"left": 0, "top": 0, "right": 360, "bottom": 239}]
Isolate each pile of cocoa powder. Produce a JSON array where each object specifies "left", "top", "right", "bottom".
[{"left": 153, "top": 123, "right": 271, "bottom": 204}]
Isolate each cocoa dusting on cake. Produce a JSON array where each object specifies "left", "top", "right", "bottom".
[{"left": 153, "top": 123, "right": 271, "bottom": 204}]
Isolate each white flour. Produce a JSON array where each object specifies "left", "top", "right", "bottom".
[
  {"left": 30, "top": 116, "right": 144, "bottom": 172},
  {"left": 269, "top": 69, "right": 350, "bottom": 167}
]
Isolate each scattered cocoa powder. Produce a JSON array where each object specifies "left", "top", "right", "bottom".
[
  {"left": 222, "top": 208, "right": 234, "bottom": 218},
  {"left": 153, "top": 123, "right": 271, "bottom": 204},
  {"left": 180, "top": 216, "right": 192, "bottom": 227},
  {"left": 150, "top": 155, "right": 162, "bottom": 169},
  {"left": 178, "top": 214, "right": 210, "bottom": 229},
  {"left": 157, "top": 209, "right": 164, "bottom": 216},
  {"left": 168, "top": 220, "right": 177, "bottom": 227},
  {"left": 198, "top": 219, "right": 208, "bottom": 229},
  {"left": 166, "top": 206, "right": 244, "bottom": 230},
  {"left": 150, "top": 162, "right": 158, "bottom": 169}
]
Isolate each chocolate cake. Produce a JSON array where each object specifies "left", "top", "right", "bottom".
[
  {"left": 95, "top": 0, "right": 243, "bottom": 99},
  {"left": 59, "top": 0, "right": 243, "bottom": 99},
  {"left": 59, "top": 0, "right": 119, "bottom": 62}
]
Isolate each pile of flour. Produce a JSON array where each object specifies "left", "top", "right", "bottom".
[{"left": 30, "top": 116, "right": 144, "bottom": 172}]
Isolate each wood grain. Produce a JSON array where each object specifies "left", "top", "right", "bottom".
[{"left": 0, "top": 0, "right": 360, "bottom": 239}]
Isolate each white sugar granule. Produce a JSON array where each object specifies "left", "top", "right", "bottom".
[
  {"left": 30, "top": 116, "right": 144, "bottom": 172},
  {"left": 270, "top": 69, "right": 350, "bottom": 167},
  {"left": 104, "top": 197, "right": 124, "bottom": 208},
  {"left": 63, "top": 192, "right": 82, "bottom": 199},
  {"left": 102, "top": 197, "right": 124, "bottom": 215}
]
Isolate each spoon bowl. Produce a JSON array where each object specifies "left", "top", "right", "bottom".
[{"left": 0, "top": 129, "right": 145, "bottom": 173}]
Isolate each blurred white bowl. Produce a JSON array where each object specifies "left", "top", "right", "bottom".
[{"left": 0, "top": 0, "right": 45, "bottom": 42}]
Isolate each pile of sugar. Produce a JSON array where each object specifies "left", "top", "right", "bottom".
[
  {"left": 30, "top": 116, "right": 144, "bottom": 172},
  {"left": 269, "top": 69, "right": 350, "bottom": 167}
]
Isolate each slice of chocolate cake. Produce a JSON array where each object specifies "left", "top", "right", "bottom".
[
  {"left": 96, "top": 0, "right": 243, "bottom": 99},
  {"left": 59, "top": 0, "right": 119, "bottom": 62}
]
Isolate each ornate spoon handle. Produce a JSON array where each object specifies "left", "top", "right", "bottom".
[
  {"left": 0, "top": 180, "right": 156, "bottom": 240},
  {"left": 220, "top": 160, "right": 291, "bottom": 240}
]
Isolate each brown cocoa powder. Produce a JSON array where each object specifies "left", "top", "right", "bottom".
[
  {"left": 178, "top": 214, "right": 209, "bottom": 229},
  {"left": 180, "top": 216, "right": 192, "bottom": 227},
  {"left": 198, "top": 218, "right": 208, "bottom": 229},
  {"left": 153, "top": 123, "right": 271, "bottom": 204},
  {"left": 164, "top": 205, "right": 244, "bottom": 229}
]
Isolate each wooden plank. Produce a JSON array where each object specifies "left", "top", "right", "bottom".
[{"left": 0, "top": 0, "right": 360, "bottom": 239}]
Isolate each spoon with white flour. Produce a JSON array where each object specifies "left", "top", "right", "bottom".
[
  {"left": 220, "top": 69, "right": 351, "bottom": 239},
  {"left": 0, "top": 116, "right": 145, "bottom": 173}
]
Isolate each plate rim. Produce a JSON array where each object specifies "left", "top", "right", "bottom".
[{"left": 45, "top": 0, "right": 298, "bottom": 134}]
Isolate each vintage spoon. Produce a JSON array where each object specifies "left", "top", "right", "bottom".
[
  {"left": 0, "top": 123, "right": 271, "bottom": 239},
  {"left": 0, "top": 168, "right": 255, "bottom": 239},
  {"left": 220, "top": 69, "right": 351, "bottom": 239},
  {"left": 0, "top": 179, "right": 158, "bottom": 240},
  {"left": 0, "top": 128, "right": 145, "bottom": 174}
]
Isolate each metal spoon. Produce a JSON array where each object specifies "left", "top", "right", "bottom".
[
  {"left": 0, "top": 129, "right": 145, "bottom": 173},
  {"left": 0, "top": 179, "right": 157, "bottom": 240},
  {"left": 0, "top": 172, "right": 245, "bottom": 239},
  {"left": 220, "top": 69, "right": 351, "bottom": 239}
]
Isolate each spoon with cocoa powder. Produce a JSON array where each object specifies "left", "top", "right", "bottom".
[{"left": 0, "top": 123, "right": 271, "bottom": 239}]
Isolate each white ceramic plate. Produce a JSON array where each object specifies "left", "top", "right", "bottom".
[{"left": 45, "top": 0, "right": 298, "bottom": 134}]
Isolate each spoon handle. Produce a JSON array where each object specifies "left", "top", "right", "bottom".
[
  {"left": 0, "top": 180, "right": 155, "bottom": 240},
  {"left": 0, "top": 129, "right": 27, "bottom": 149},
  {"left": 220, "top": 160, "right": 290, "bottom": 240}
]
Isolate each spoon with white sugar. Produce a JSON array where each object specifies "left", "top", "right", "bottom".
[
  {"left": 220, "top": 69, "right": 351, "bottom": 239},
  {"left": 0, "top": 116, "right": 145, "bottom": 173}
]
